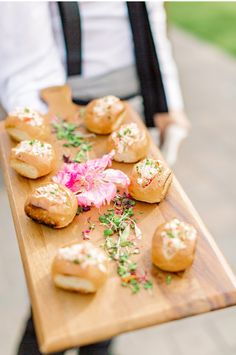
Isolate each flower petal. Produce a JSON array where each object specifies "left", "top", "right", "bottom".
[
  {"left": 102, "top": 169, "right": 130, "bottom": 188},
  {"left": 52, "top": 152, "right": 114, "bottom": 190},
  {"left": 134, "top": 224, "right": 142, "bottom": 240},
  {"left": 52, "top": 162, "right": 86, "bottom": 188},
  {"left": 52, "top": 152, "right": 127, "bottom": 208},
  {"left": 85, "top": 152, "right": 114, "bottom": 173},
  {"left": 77, "top": 180, "right": 117, "bottom": 208}
]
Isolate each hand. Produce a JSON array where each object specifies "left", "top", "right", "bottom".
[{"left": 154, "top": 111, "right": 190, "bottom": 167}]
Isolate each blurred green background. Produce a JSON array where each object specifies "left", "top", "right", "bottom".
[{"left": 168, "top": 2, "right": 236, "bottom": 57}]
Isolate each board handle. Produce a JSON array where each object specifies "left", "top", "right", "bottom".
[
  {"left": 40, "top": 85, "right": 79, "bottom": 119},
  {"left": 41, "top": 85, "right": 72, "bottom": 105}
]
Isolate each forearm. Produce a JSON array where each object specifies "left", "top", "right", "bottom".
[
  {"left": 1, "top": 55, "right": 66, "bottom": 114},
  {"left": 146, "top": 1, "right": 184, "bottom": 112},
  {"left": 154, "top": 111, "right": 190, "bottom": 145},
  {"left": 0, "top": 3, "right": 66, "bottom": 113}
]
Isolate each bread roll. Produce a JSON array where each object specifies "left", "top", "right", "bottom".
[
  {"left": 152, "top": 218, "right": 197, "bottom": 272},
  {"left": 5, "top": 107, "right": 50, "bottom": 142},
  {"left": 129, "top": 158, "right": 173, "bottom": 203},
  {"left": 24, "top": 183, "right": 77, "bottom": 228},
  {"left": 107, "top": 122, "right": 149, "bottom": 163},
  {"left": 84, "top": 95, "right": 126, "bottom": 134},
  {"left": 10, "top": 140, "right": 56, "bottom": 179},
  {"left": 51, "top": 242, "right": 109, "bottom": 293}
]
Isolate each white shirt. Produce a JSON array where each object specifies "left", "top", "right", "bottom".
[{"left": 0, "top": 1, "right": 183, "bottom": 113}]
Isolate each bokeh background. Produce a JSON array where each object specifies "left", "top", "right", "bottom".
[{"left": 1, "top": 2, "right": 236, "bottom": 354}]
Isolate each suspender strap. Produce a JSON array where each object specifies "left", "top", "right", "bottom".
[
  {"left": 58, "top": 2, "right": 168, "bottom": 126},
  {"left": 127, "top": 2, "right": 168, "bottom": 127},
  {"left": 58, "top": 2, "right": 82, "bottom": 76}
]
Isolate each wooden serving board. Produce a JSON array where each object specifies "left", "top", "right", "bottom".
[{"left": 1, "top": 85, "right": 236, "bottom": 354}]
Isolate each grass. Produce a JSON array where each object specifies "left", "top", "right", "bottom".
[{"left": 167, "top": 2, "right": 236, "bottom": 57}]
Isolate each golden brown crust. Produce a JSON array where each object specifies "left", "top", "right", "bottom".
[
  {"left": 107, "top": 123, "right": 150, "bottom": 163},
  {"left": 51, "top": 243, "right": 109, "bottom": 293},
  {"left": 152, "top": 221, "right": 197, "bottom": 272},
  {"left": 24, "top": 183, "right": 78, "bottom": 228},
  {"left": 10, "top": 140, "right": 56, "bottom": 179},
  {"left": 84, "top": 96, "right": 126, "bottom": 134},
  {"left": 129, "top": 159, "right": 173, "bottom": 203},
  {"left": 5, "top": 112, "right": 50, "bottom": 142}
]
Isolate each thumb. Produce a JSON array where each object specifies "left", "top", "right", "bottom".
[{"left": 161, "top": 124, "right": 188, "bottom": 167}]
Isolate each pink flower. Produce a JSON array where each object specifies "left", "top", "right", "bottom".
[
  {"left": 53, "top": 152, "right": 130, "bottom": 208},
  {"left": 82, "top": 229, "right": 91, "bottom": 240}
]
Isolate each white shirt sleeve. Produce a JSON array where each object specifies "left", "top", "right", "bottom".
[
  {"left": 146, "top": 2, "right": 184, "bottom": 111},
  {"left": 0, "top": 2, "right": 66, "bottom": 113}
]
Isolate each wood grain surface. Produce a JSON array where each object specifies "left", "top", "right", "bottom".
[{"left": 0, "top": 85, "right": 236, "bottom": 354}]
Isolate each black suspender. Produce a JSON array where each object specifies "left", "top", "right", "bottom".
[
  {"left": 127, "top": 2, "right": 168, "bottom": 126},
  {"left": 58, "top": 2, "right": 168, "bottom": 127},
  {"left": 58, "top": 2, "right": 82, "bottom": 76}
]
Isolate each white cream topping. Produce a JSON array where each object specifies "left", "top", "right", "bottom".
[
  {"left": 35, "top": 183, "right": 68, "bottom": 204},
  {"left": 161, "top": 218, "right": 197, "bottom": 259},
  {"left": 93, "top": 95, "right": 120, "bottom": 117},
  {"left": 136, "top": 158, "right": 162, "bottom": 187},
  {"left": 58, "top": 242, "right": 107, "bottom": 272},
  {"left": 10, "top": 107, "right": 44, "bottom": 126},
  {"left": 111, "top": 123, "right": 140, "bottom": 153},
  {"left": 13, "top": 140, "right": 53, "bottom": 158}
]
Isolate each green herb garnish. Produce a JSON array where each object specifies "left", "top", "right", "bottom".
[
  {"left": 129, "top": 279, "right": 140, "bottom": 294},
  {"left": 166, "top": 231, "right": 175, "bottom": 238},
  {"left": 166, "top": 275, "right": 172, "bottom": 285},
  {"left": 143, "top": 280, "right": 153, "bottom": 290},
  {"left": 99, "top": 193, "right": 153, "bottom": 294},
  {"left": 104, "top": 229, "right": 113, "bottom": 237},
  {"left": 76, "top": 206, "right": 84, "bottom": 215},
  {"left": 52, "top": 119, "right": 93, "bottom": 162}
]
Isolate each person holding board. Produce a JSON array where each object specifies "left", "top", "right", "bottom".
[{"left": 0, "top": 2, "right": 190, "bottom": 354}]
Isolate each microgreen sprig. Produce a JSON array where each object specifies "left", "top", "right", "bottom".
[
  {"left": 99, "top": 193, "right": 153, "bottom": 294},
  {"left": 166, "top": 275, "right": 172, "bottom": 285},
  {"left": 52, "top": 119, "right": 93, "bottom": 162}
]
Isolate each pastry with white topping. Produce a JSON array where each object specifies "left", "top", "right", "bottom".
[
  {"left": 51, "top": 242, "right": 109, "bottom": 293},
  {"left": 24, "top": 183, "right": 77, "bottom": 228},
  {"left": 84, "top": 96, "right": 126, "bottom": 134},
  {"left": 5, "top": 107, "right": 50, "bottom": 142},
  {"left": 107, "top": 122, "right": 149, "bottom": 163},
  {"left": 10, "top": 140, "right": 56, "bottom": 179},
  {"left": 129, "top": 158, "right": 173, "bottom": 203},
  {"left": 152, "top": 218, "right": 198, "bottom": 272}
]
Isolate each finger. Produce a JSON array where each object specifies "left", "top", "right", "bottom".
[
  {"left": 148, "top": 127, "right": 161, "bottom": 147},
  {"left": 161, "top": 124, "right": 188, "bottom": 167}
]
